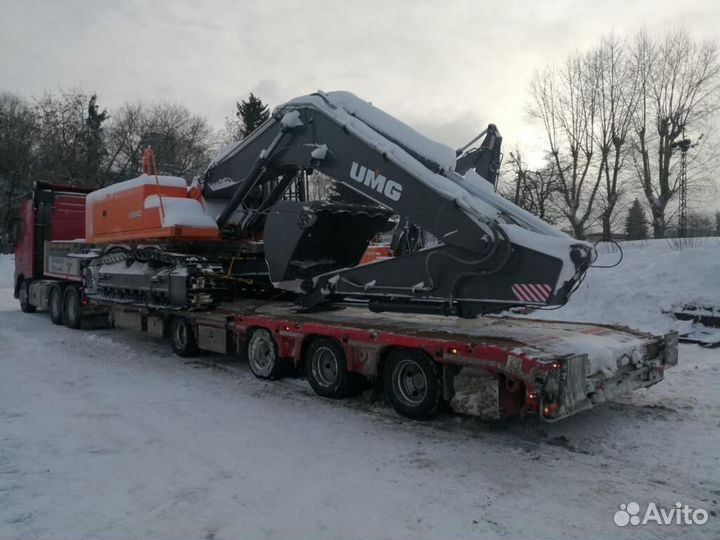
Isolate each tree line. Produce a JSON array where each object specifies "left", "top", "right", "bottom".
[
  {"left": 0, "top": 90, "right": 270, "bottom": 234},
  {"left": 3, "top": 28, "right": 719, "bottom": 241},
  {"left": 500, "top": 28, "right": 720, "bottom": 240}
]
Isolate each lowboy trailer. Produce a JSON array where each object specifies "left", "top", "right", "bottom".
[{"left": 11, "top": 182, "right": 678, "bottom": 422}]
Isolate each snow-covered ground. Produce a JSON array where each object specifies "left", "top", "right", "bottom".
[
  {"left": 1, "top": 244, "right": 719, "bottom": 539},
  {"left": 529, "top": 237, "right": 720, "bottom": 336}
]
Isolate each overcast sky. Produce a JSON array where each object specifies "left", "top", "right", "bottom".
[{"left": 1, "top": 0, "right": 719, "bottom": 158}]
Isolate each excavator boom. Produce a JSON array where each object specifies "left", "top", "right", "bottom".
[{"left": 200, "top": 91, "right": 593, "bottom": 317}]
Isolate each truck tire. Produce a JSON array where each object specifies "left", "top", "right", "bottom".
[
  {"left": 62, "top": 286, "right": 82, "bottom": 329},
  {"left": 49, "top": 286, "right": 64, "bottom": 325},
  {"left": 170, "top": 317, "right": 199, "bottom": 357},
  {"left": 18, "top": 280, "right": 36, "bottom": 313},
  {"left": 305, "top": 337, "right": 352, "bottom": 398},
  {"left": 247, "top": 328, "right": 285, "bottom": 379},
  {"left": 384, "top": 349, "right": 441, "bottom": 420}
]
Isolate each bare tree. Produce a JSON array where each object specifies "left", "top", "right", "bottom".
[
  {"left": 594, "top": 36, "right": 639, "bottom": 240},
  {"left": 630, "top": 29, "right": 720, "bottom": 238},
  {"left": 32, "top": 90, "right": 109, "bottom": 187},
  {"left": 0, "top": 93, "right": 36, "bottom": 231},
  {"left": 530, "top": 52, "right": 602, "bottom": 239},
  {"left": 104, "top": 103, "right": 213, "bottom": 183},
  {"left": 500, "top": 149, "right": 560, "bottom": 224},
  {"left": 102, "top": 103, "right": 144, "bottom": 184}
]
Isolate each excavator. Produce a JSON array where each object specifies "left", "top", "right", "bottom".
[
  {"left": 84, "top": 90, "right": 594, "bottom": 318},
  {"left": 18, "top": 90, "right": 680, "bottom": 422}
]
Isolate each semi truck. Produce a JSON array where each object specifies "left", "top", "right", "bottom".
[
  {"left": 12, "top": 179, "right": 677, "bottom": 422},
  {"left": 11, "top": 90, "right": 678, "bottom": 422}
]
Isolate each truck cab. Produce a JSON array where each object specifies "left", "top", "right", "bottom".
[{"left": 14, "top": 182, "right": 92, "bottom": 312}]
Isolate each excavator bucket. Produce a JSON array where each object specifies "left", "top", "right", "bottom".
[{"left": 263, "top": 201, "right": 392, "bottom": 283}]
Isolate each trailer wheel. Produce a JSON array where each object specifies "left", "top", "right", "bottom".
[
  {"left": 384, "top": 349, "right": 441, "bottom": 420},
  {"left": 62, "top": 286, "right": 82, "bottom": 329},
  {"left": 306, "top": 337, "right": 351, "bottom": 398},
  {"left": 18, "top": 280, "right": 36, "bottom": 313},
  {"left": 247, "top": 328, "right": 285, "bottom": 379},
  {"left": 49, "top": 286, "right": 64, "bottom": 325},
  {"left": 170, "top": 317, "right": 199, "bottom": 357}
]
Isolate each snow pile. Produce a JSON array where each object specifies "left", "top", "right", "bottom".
[
  {"left": 280, "top": 110, "right": 303, "bottom": 129},
  {"left": 530, "top": 238, "right": 720, "bottom": 334},
  {"left": 144, "top": 196, "right": 218, "bottom": 230},
  {"left": 0, "top": 254, "right": 14, "bottom": 289},
  {"left": 204, "top": 177, "right": 240, "bottom": 192},
  {"left": 315, "top": 91, "right": 458, "bottom": 173},
  {"left": 86, "top": 175, "right": 188, "bottom": 203},
  {"left": 447, "top": 317, "right": 648, "bottom": 376}
]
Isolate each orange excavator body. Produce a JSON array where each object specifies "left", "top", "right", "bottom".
[{"left": 85, "top": 147, "right": 220, "bottom": 245}]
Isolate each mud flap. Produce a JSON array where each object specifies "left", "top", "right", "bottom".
[{"left": 263, "top": 201, "right": 392, "bottom": 282}]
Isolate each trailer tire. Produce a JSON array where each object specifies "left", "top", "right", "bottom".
[
  {"left": 384, "top": 349, "right": 441, "bottom": 420},
  {"left": 62, "top": 286, "right": 82, "bottom": 329},
  {"left": 247, "top": 328, "right": 285, "bottom": 380},
  {"left": 306, "top": 337, "right": 352, "bottom": 398},
  {"left": 18, "top": 280, "right": 36, "bottom": 313},
  {"left": 170, "top": 317, "right": 199, "bottom": 357},
  {"left": 49, "top": 286, "right": 64, "bottom": 325}
]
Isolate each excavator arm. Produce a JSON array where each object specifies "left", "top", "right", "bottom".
[{"left": 201, "top": 91, "right": 593, "bottom": 317}]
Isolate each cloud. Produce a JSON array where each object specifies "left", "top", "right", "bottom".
[{"left": 1, "top": 0, "right": 718, "bottom": 153}]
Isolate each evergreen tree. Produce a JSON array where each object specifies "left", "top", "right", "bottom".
[
  {"left": 236, "top": 93, "right": 270, "bottom": 138},
  {"left": 80, "top": 94, "right": 109, "bottom": 185},
  {"left": 715, "top": 211, "right": 720, "bottom": 236},
  {"left": 625, "top": 198, "right": 649, "bottom": 240}
]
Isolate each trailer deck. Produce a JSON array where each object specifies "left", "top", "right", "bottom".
[
  {"left": 13, "top": 181, "right": 678, "bottom": 424},
  {"left": 97, "top": 298, "right": 677, "bottom": 422}
]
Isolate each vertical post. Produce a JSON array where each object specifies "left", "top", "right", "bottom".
[
  {"left": 143, "top": 145, "right": 166, "bottom": 221},
  {"left": 678, "top": 146, "right": 687, "bottom": 238}
]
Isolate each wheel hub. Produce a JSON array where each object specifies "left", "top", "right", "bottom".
[
  {"left": 313, "top": 347, "right": 338, "bottom": 386},
  {"left": 249, "top": 333, "right": 275, "bottom": 376},
  {"left": 394, "top": 359, "right": 428, "bottom": 406}
]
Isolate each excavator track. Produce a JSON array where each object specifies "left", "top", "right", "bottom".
[{"left": 85, "top": 248, "right": 229, "bottom": 310}]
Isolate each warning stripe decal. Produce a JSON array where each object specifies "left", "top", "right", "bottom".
[{"left": 511, "top": 283, "right": 552, "bottom": 303}]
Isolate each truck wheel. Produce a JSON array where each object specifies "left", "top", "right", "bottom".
[
  {"left": 49, "top": 286, "right": 64, "bottom": 325},
  {"left": 170, "top": 317, "right": 199, "bottom": 357},
  {"left": 305, "top": 337, "right": 351, "bottom": 398},
  {"left": 384, "top": 349, "right": 441, "bottom": 420},
  {"left": 18, "top": 280, "right": 36, "bottom": 313},
  {"left": 247, "top": 328, "right": 285, "bottom": 379},
  {"left": 62, "top": 286, "right": 82, "bottom": 329}
]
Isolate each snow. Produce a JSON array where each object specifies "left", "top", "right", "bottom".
[
  {"left": 87, "top": 175, "right": 188, "bottom": 203},
  {"left": 279, "top": 109, "right": 303, "bottom": 129},
  {"left": 289, "top": 91, "right": 457, "bottom": 173},
  {"left": 1, "top": 250, "right": 719, "bottom": 538},
  {"left": 205, "top": 177, "right": 240, "bottom": 192},
  {"left": 310, "top": 143, "right": 328, "bottom": 160},
  {"left": 526, "top": 238, "right": 720, "bottom": 335},
  {"left": 0, "top": 253, "right": 13, "bottom": 289},
  {"left": 144, "top": 195, "right": 218, "bottom": 230}
]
